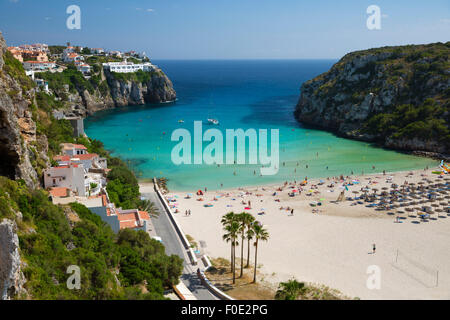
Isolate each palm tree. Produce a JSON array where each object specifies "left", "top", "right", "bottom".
[
  {"left": 221, "top": 212, "right": 236, "bottom": 269},
  {"left": 237, "top": 212, "right": 255, "bottom": 277},
  {"left": 252, "top": 221, "right": 269, "bottom": 283},
  {"left": 245, "top": 227, "right": 254, "bottom": 269},
  {"left": 228, "top": 221, "right": 240, "bottom": 284},
  {"left": 275, "top": 279, "right": 305, "bottom": 300},
  {"left": 139, "top": 200, "right": 159, "bottom": 218}
]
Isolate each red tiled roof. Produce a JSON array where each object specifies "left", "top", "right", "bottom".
[
  {"left": 54, "top": 155, "right": 71, "bottom": 162},
  {"left": 49, "top": 187, "right": 69, "bottom": 198},
  {"left": 74, "top": 153, "right": 98, "bottom": 160},
  {"left": 117, "top": 212, "right": 137, "bottom": 221},
  {"left": 61, "top": 143, "right": 87, "bottom": 150},
  {"left": 24, "top": 61, "right": 55, "bottom": 64},
  {"left": 139, "top": 211, "right": 150, "bottom": 220},
  {"left": 119, "top": 220, "right": 138, "bottom": 229},
  {"left": 53, "top": 163, "right": 79, "bottom": 169},
  {"left": 102, "top": 194, "right": 108, "bottom": 207},
  {"left": 74, "top": 144, "right": 87, "bottom": 150}
]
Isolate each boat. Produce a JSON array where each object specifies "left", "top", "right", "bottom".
[
  {"left": 178, "top": 119, "right": 184, "bottom": 123},
  {"left": 207, "top": 118, "right": 219, "bottom": 125}
]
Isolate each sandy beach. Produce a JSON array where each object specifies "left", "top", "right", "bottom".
[{"left": 141, "top": 168, "right": 450, "bottom": 299}]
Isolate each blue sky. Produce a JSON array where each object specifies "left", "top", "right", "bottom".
[{"left": 0, "top": 0, "right": 449, "bottom": 59}]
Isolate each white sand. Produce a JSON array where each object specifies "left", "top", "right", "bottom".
[{"left": 142, "top": 168, "right": 450, "bottom": 299}]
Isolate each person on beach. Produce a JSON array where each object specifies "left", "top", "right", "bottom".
[
  {"left": 291, "top": 209, "right": 294, "bottom": 216},
  {"left": 372, "top": 243, "right": 376, "bottom": 254}
]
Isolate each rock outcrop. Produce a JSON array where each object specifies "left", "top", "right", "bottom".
[
  {"left": 0, "top": 31, "right": 39, "bottom": 187},
  {"left": 0, "top": 219, "right": 27, "bottom": 300},
  {"left": 295, "top": 42, "right": 449, "bottom": 154},
  {"left": 105, "top": 69, "right": 176, "bottom": 107},
  {"left": 51, "top": 67, "right": 176, "bottom": 119}
]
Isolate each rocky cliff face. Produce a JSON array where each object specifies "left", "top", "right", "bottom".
[
  {"left": 295, "top": 42, "right": 449, "bottom": 155},
  {"left": 0, "top": 219, "right": 27, "bottom": 300},
  {"left": 56, "top": 67, "right": 176, "bottom": 119},
  {"left": 0, "top": 32, "right": 40, "bottom": 187},
  {"left": 105, "top": 69, "right": 176, "bottom": 107}
]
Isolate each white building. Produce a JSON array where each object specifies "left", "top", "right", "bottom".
[
  {"left": 44, "top": 163, "right": 87, "bottom": 197},
  {"left": 76, "top": 63, "right": 91, "bottom": 74},
  {"left": 22, "top": 61, "right": 56, "bottom": 71},
  {"left": 60, "top": 143, "right": 88, "bottom": 156},
  {"left": 102, "top": 61, "right": 156, "bottom": 73},
  {"left": 64, "top": 52, "right": 84, "bottom": 63},
  {"left": 92, "top": 48, "right": 105, "bottom": 54}
]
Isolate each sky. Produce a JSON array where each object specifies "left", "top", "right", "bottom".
[{"left": 0, "top": 0, "right": 449, "bottom": 59}]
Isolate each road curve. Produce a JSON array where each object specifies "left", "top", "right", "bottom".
[{"left": 142, "top": 191, "right": 218, "bottom": 300}]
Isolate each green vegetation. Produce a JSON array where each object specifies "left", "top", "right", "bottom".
[
  {"left": 2, "top": 50, "right": 34, "bottom": 92},
  {"left": 364, "top": 98, "right": 450, "bottom": 150},
  {"left": 86, "top": 55, "right": 122, "bottom": 65},
  {"left": 31, "top": 92, "right": 75, "bottom": 155},
  {"left": 301, "top": 42, "right": 449, "bottom": 152},
  {"left": 39, "top": 64, "right": 95, "bottom": 95},
  {"left": 72, "top": 137, "right": 149, "bottom": 210},
  {"left": 275, "top": 278, "right": 347, "bottom": 300},
  {"left": 48, "top": 45, "right": 66, "bottom": 55},
  {"left": 275, "top": 279, "right": 305, "bottom": 300},
  {"left": 0, "top": 177, "right": 183, "bottom": 299},
  {"left": 110, "top": 69, "right": 162, "bottom": 84}
]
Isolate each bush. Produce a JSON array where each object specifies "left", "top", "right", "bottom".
[{"left": 0, "top": 178, "right": 184, "bottom": 299}]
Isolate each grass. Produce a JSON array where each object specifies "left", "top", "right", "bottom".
[{"left": 206, "top": 257, "right": 276, "bottom": 300}]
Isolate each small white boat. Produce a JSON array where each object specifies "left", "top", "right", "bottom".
[
  {"left": 207, "top": 118, "right": 219, "bottom": 125},
  {"left": 178, "top": 119, "right": 184, "bottom": 123}
]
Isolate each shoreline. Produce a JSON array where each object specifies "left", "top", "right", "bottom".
[
  {"left": 143, "top": 166, "right": 450, "bottom": 299},
  {"left": 139, "top": 164, "right": 438, "bottom": 194}
]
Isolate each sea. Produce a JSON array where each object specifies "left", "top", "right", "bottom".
[{"left": 85, "top": 60, "right": 437, "bottom": 191}]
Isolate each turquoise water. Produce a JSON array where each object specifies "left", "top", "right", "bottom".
[{"left": 85, "top": 60, "right": 437, "bottom": 191}]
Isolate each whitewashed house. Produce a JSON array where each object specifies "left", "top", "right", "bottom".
[
  {"left": 102, "top": 61, "right": 156, "bottom": 73},
  {"left": 22, "top": 61, "right": 56, "bottom": 71},
  {"left": 44, "top": 163, "right": 86, "bottom": 197}
]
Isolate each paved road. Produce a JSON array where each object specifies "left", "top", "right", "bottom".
[{"left": 143, "top": 191, "right": 218, "bottom": 300}]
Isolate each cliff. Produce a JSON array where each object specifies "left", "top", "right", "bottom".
[
  {"left": 39, "top": 62, "right": 176, "bottom": 118},
  {"left": 0, "top": 31, "right": 183, "bottom": 300},
  {"left": 0, "top": 31, "right": 42, "bottom": 187},
  {"left": 0, "top": 219, "right": 27, "bottom": 300},
  {"left": 104, "top": 68, "right": 176, "bottom": 108},
  {"left": 295, "top": 42, "right": 450, "bottom": 155}
]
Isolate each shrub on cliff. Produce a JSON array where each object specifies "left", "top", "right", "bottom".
[{"left": 0, "top": 177, "right": 182, "bottom": 300}]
